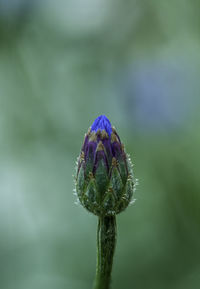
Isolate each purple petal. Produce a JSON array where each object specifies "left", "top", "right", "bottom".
[{"left": 91, "top": 115, "right": 112, "bottom": 137}]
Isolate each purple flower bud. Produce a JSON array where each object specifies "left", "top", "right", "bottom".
[{"left": 75, "top": 115, "right": 135, "bottom": 216}]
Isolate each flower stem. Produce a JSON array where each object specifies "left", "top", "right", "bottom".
[{"left": 94, "top": 215, "right": 117, "bottom": 289}]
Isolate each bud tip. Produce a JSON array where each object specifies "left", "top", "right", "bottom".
[{"left": 91, "top": 115, "right": 112, "bottom": 137}]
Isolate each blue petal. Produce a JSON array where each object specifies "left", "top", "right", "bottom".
[{"left": 91, "top": 115, "right": 112, "bottom": 137}]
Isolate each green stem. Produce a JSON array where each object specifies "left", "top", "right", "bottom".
[{"left": 94, "top": 215, "right": 117, "bottom": 289}]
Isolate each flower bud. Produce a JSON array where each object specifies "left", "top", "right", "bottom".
[{"left": 75, "top": 115, "right": 135, "bottom": 216}]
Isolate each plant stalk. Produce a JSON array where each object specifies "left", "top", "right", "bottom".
[{"left": 94, "top": 215, "right": 117, "bottom": 289}]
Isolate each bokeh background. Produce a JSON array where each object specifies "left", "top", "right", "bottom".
[{"left": 1, "top": 1, "right": 200, "bottom": 289}]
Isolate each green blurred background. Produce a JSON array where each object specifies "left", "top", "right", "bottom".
[{"left": 0, "top": 1, "right": 200, "bottom": 289}]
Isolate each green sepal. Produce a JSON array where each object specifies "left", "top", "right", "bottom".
[
  {"left": 85, "top": 177, "right": 99, "bottom": 205},
  {"left": 81, "top": 194, "right": 93, "bottom": 213},
  {"left": 126, "top": 154, "right": 134, "bottom": 176},
  {"left": 117, "top": 154, "right": 128, "bottom": 185},
  {"left": 76, "top": 162, "right": 85, "bottom": 197},
  {"left": 95, "top": 157, "right": 109, "bottom": 198},
  {"left": 109, "top": 166, "right": 124, "bottom": 201},
  {"left": 102, "top": 192, "right": 116, "bottom": 215},
  {"left": 85, "top": 145, "right": 95, "bottom": 179},
  {"left": 116, "top": 199, "right": 127, "bottom": 214},
  {"left": 115, "top": 177, "right": 134, "bottom": 214},
  {"left": 124, "top": 177, "right": 134, "bottom": 202}
]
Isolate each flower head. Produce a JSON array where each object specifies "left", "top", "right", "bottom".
[
  {"left": 91, "top": 115, "right": 112, "bottom": 137},
  {"left": 75, "top": 115, "right": 135, "bottom": 216}
]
